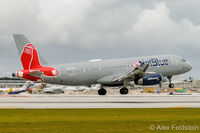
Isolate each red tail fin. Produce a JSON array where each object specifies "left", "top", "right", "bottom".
[{"left": 21, "top": 44, "right": 42, "bottom": 70}]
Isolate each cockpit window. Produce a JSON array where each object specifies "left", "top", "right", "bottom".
[{"left": 181, "top": 58, "right": 186, "bottom": 62}]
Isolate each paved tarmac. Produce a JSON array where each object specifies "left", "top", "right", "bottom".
[{"left": 0, "top": 94, "right": 200, "bottom": 108}]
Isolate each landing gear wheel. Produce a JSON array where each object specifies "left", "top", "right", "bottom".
[
  {"left": 98, "top": 88, "right": 107, "bottom": 95},
  {"left": 167, "top": 76, "right": 174, "bottom": 88},
  {"left": 120, "top": 88, "right": 129, "bottom": 95},
  {"left": 169, "top": 83, "right": 174, "bottom": 88}
]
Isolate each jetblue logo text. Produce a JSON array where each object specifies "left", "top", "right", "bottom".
[{"left": 141, "top": 58, "right": 169, "bottom": 67}]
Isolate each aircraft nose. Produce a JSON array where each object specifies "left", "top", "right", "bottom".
[{"left": 187, "top": 62, "right": 192, "bottom": 71}]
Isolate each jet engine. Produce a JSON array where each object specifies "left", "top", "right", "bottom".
[{"left": 135, "top": 73, "right": 163, "bottom": 86}]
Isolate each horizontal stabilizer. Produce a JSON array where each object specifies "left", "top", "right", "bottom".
[{"left": 27, "top": 71, "right": 43, "bottom": 77}]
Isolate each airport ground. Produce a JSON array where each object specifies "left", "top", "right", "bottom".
[
  {"left": 0, "top": 94, "right": 199, "bottom": 132},
  {"left": 1, "top": 94, "right": 200, "bottom": 108},
  {"left": 0, "top": 108, "right": 199, "bottom": 133},
  {"left": 1, "top": 80, "right": 200, "bottom": 132}
]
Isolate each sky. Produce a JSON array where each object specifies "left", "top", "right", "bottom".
[{"left": 0, "top": 0, "right": 200, "bottom": 79}]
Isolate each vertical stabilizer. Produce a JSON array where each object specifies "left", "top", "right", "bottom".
[
  {"left": 12, "top": 34, "right": 59, "bottom": 81},
  {"left": 13, "top": 34, "right": 48, "bottom": 66}
]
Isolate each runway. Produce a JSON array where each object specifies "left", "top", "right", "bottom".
[{"left": 0, "top": 94, "right": 200, "bottom": 108}]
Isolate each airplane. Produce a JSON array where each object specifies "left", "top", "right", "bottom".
[
  {"left": 0, "top": 81, "right": 33, "bottom": 94},
  {"left": 12, "top": 34, "right": 192, "bottom": 95},
  {"left": 27, "top": 82, "right": 46, "bottom": 94}
]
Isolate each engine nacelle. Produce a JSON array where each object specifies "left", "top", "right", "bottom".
[{"left": 136, "top": 73, "right": 163, "bottom": 86}]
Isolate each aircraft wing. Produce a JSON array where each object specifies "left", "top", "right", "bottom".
[
  {"left": 97, "top": 63, "right": 149, "bottom": 84},
  {"left": 112, "top": 63, "right": 149, "bottom": 82},
  {"left": 97, "top": 74, "right": 122, "bottom": 83}
]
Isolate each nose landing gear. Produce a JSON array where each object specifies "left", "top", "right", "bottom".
[{"left": 167, "top": 76, "right": 174, "bottom": 88}]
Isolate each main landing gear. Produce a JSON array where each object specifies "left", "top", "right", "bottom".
[
  {"left": 120, "top": 79, "right": 129, "bottom": 95},
  {"left": 167, "top": 76, "right": 174, "bottom": 88},
  {"left": 98, "top": 79, "right": 130, "bottom": 95},
  {"left": 120, "top": 87, "right": 129, "bottom": 95},
  {"left": 98, "top": 87, "right": 107, "bottom": 95},
  {"left": 97, "top": 86, "right": 129, "bottom": 95}
]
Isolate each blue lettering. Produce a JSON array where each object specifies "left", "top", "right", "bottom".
[
  {"left": 157, "top": 59, "right": 161, "bottom": 66},
  {"left": 160, "top": 59, "right": 165, "bottom": 66},
  {"left": 151, "top": 59, "right": 157, "bottom": 66},
  {"left": 164, "top": 59, "right": 169, "bottom": 65},
  {"left": 140, "top": 58, "right": 169, "bottom": 67},
  {"left": 145, "top": 61, "right": 150, "bottom": 65}
]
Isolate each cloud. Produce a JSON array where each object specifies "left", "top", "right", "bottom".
[
  {"left": 0, "top": 0, "right": 199, "bottom": 78},
  {"left": 37, "top": 0, "right": 93, "bottom": 44},
  {"left": 128, "top": 2, "right": 200, "bottom": 49}
]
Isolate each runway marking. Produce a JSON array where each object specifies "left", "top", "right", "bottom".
[
  {"left": 0, "top": 106, "right": 21, "bottom": 108},
  {"left": 0, "top": 95, "right": 29, "bottom": 97},
  {"left": 0, "top": 95, "right": 199, "bottom": 108},
  {"left": 170, "top": 105, "right": 192, "bottom": 108}
]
